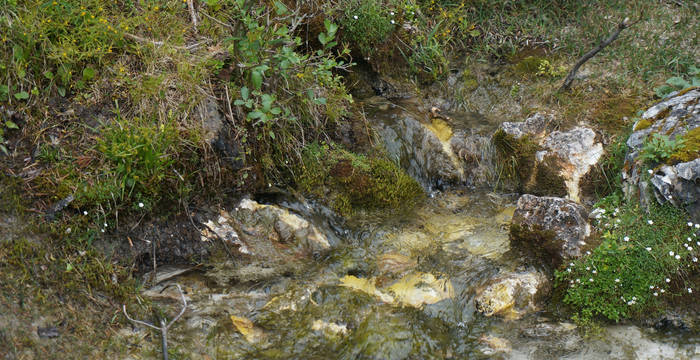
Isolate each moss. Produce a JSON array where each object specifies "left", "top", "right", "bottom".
[
  {"left": 297, "top": 143, "right": 423, "bottom": 216},
  {"left": 492, "top": 129, "right": 541, "bottom": 190},
  {"left": 526, "top": 155, "right": 568, "bottom": 197},
  {"left": 668, "top": 126, "right": 700, "bottom": 164},
  {"left": 633, "top": 119, "right": 653, "bottom": 131},
  {"left": 514, "top": 56, "right": 547, "bottom": 75},
  {"left": 0, "top": 174, "right": 25, "bottom": 215}
]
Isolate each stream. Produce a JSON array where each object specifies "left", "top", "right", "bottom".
[{"left": 128, "top": 98, "right": 700, "bottom": 359}]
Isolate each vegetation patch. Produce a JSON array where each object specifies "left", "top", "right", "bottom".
[
  {"left": 297, "top": 142, "right": 423, "bottom": 216},
  {"left": 668, "top": 127, "right": 700, "bottom": 165},
  {"left": 555, "top": 197, "right": 699, "bottom": 324}
]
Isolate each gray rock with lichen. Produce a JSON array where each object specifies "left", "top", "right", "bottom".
[
  {"left": 510, "top": 194, "right": 592, "bottom": 268},
  {"left": 622, "top": 89, "right": 700, "bottom": 221}
]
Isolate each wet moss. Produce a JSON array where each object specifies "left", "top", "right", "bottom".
[
  {"left": 667, "top": 127, "right": 700, "bottom": 164},
  {"left": 493, "top": 129, "right": 553, "bottom": 193},
  {"left": 298, "top": 143, "right": 424, "bottom": 216}
]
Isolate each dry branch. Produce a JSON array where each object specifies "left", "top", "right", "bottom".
[{"left": 559, "top": 15, "right": 642, "bottom": 92}]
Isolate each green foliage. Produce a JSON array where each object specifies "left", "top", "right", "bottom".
[
  {"left": 0, "top": 117, "right": 19, "bottom": 155},
  {"left": 298, "top": 143, "right": 423, "bottom": 216},
  {"left": 224, "top": 0, "right": 353, "bottom": 182},
  {"left": 654, "top": 65, "right": 700, "bottom": 98},
  {"left": 638, "top": 133, "right": 685, "bottom": 166},
  {"left": 0, "top": 0, "right": 124, "bottom": 100},
  {"left": 555, "top": 198, "right": 699, "bottom": 323},
  {"left": 339, "top": 0, "right": 396, "bottom": 57}
]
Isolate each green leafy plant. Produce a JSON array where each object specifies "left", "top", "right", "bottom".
[
  {"left": 638, "top": 133, "right": 685, "bottom": 165},
  {"left": 654, "top": 65, "right": 700, "bottom": 98},
  {"left": 0, "top": 118, "right": 19, "bottom": 155},
  {"left": 339, "top": 0, "right": 395, "bottom": 57}
]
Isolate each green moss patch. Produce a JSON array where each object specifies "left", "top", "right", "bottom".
[
  {"left": 668, "top": 127, "right": 700, "bottom": 164},
  {"left": 297, "top": 143, "right": 423, "bottom": 216}
]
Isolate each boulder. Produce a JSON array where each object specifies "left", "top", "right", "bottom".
[
  {"left": 494, "top": 113, "right": 603, "bottom": 203},
  {"left": 510, "top": 194, "right": 592, "bottom": 268},
  {"left": 474, "top": 270, "right": 550, "bottom": 320},
  {"left": 622, "top": 88, "right": 700, "bottom": 221}
]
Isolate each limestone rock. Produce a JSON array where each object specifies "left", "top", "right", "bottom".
[
  {"left": 622, "top": 89, "right": 700, "bottom": 221},
  {"left": 536, "top": 127, "right": 604, "bottom": 203},
  {"left": 499, "top": 112, "right": 551, "bottom": 140},
  {"left": 474, "top": 270, "right": 550, "bottom": 320},
  {"left": 510, "top": 194, "right": 592, "bottom": 267}
]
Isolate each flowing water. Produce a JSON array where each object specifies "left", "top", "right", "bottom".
[{"left": 132, "top": 99, "right": 700, "bottom": 359}]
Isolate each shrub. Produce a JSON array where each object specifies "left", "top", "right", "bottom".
[
  {"left": 555, "top": 198, "right": 699, "bottom": 323},
  {"left": 638, "top": 133, "right": 685, "bottom": 166},
  {"left": 339, "top": 0, "right": 396, "bottom": 58}
]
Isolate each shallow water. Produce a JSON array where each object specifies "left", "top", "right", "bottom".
[{"left": 138, "top": 188, "right": 700, "bottom": 359}]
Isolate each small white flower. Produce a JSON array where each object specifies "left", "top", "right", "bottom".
[
  {"left": 586, "top": 251, "right": 591, "bottom": 255},
  {"left": 689, "top": 222, "right": 694, "bottom": 227},
  {"left": 83, "top": 211, "right": 88, "bottom": 215},
  {"left": 650, "top": 285, "right": 655, "bottom": 289},
  {"left": 601, "top": 209, "right": 606, "bottom": 214},
  {"left": 569, "top": 280, "right": 574, "bottom": 284},
  {"left": 576, "top": 279, "right": 581, "bottom": 283},
  {"left": 688, "top": 247, "right": 693, "bottom": 251},
  {"left": 669, "top": 195, "right": 673, "bottom": 199},
  {"left": 390, "top": 19, "right": 395, "bottom": 24},
  {"left": 586, "top": 266, "right": 590, "bottom": 271},
  {"left": 695, "top": 224, "right": 700, "bottom": 229},
  {"left": 661, "top": 289, "right": 665, "bottom": 293},
  {"left": 615, "top": 278, "right": 620, "bottom": 283},
  {"left": 101, "top": 229, "right": 105, "bottom": 233},
  {"left": 648, "top": 169, "right": 653, "bottom": 174},
  {"left": 632, "top": 296, "right": 637, "bottom": 300},
  {"left": 139, "top": 202, "right": 144, "bottom": 208},
  {"left": 689, "top": 237, "right": 693, "bottom": 242},
  {"left": 353, "top": 15, "right": 358, "bottom": 20},
  {"left": 697, "top": 241, "right": 700, "bottom": 246},
  {"left": 666, "top": 278, "right": 671, "bottom": 283},
  {"left": 390, "top": 11, "right": 395, "bottom": 15},
  {"left": 103, "top": 223, "right": 107, "bottom": 227},
  {"left": 688, "top": 288, "right": 693, "bottom": 294},
  {"left": 592, "top": 270, "right": 597, "bottom": 274},
  {"left": 653, "top": 292, "right": 658, "bottom": 296},
  {"left": 567, "top": 268, "right": 572, "bottom": 272},
  {"left": 646, "top": 247, "right": 652, "bottom": 251},
  {"left": 648, "top": 220, "right": 654, "bottom": 225},
  {"left": 693, "top": 257, "right": 698, "bottom": 262},
  {"left": 669, "top": 251, "right": 675, "bottom": 256},
  {"left": 624, "top": 236, "right": 630, "bottom": 242},
  {"left": 589, "top": 278, "right": 594, "bottom": 282},
  {"left": 675, "top": 254, "right": 681, "bottom": 260},
  {"left": 569, "top": 262, "right": 575, "bottom": 267}
]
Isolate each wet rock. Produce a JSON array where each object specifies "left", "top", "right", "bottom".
[
  {"left": 339, "top": 271, "right": 454, "bottom": 308},
  {"left": 478, "top": 335, "right": 511, "bottom": 355},
  {"left": 474, "top": 270, "right": 550, "bottom": 320},
  {"left": 499, "top": 112, "right": 552, "bottom": 140},
  {"left": 230, "top": 315, "right": 265, "bottom": 343},
  {"left": 521, "top": 322, "right": 577, "bottom": 338},
  {"left": 375, "top": 112, "right": 464, "bottom": 189},
  {"left": 200, "top": 199, "right": 336, "bottom": 283},
  {"left": 196, "top": 98, "right": 224, "bottom": 145},
  {"left": 622, "top": 88, "right": 700, "bottom": 221},
  {"left": 311, "top": 320, "right": 349, "bottom": 337},
  {"left": 376, "top": 253, "right": 417, "bottom": 275},
  {"left": 510, "top": 194, "right": 592, "bottom": 268}
]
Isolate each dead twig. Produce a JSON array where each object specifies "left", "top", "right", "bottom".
[
  {"left": 559, "top": 14, "right": 642, "bottom": 92},
  {"left": 123, "top": 33, "right": 209, "bottom": 51},
  {"left": 123, "top": 284, "right": 188, "bottom": 360},
  {"left": 187, "top": 0, "right": 199, "bottom": 33}
]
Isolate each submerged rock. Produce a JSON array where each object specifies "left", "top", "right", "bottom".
[
  {"left": 338, "top": 271, "right": 454, "bottom": 308},
  {"left": 623, "top": 88, "right": 700, "bottom": 221},
  {"left": 478, "top": 335, "right": 512, "bottom": 355},
  {"left": 200, "top": 199, "right": 336, "bottom": 283},
  {"left": 474, "top": 270, "right": 550, "bottom": 320},
  {"left": 510, "top": 194, "right": 592, "bottom": 268}
]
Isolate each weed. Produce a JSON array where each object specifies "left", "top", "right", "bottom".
[
  {"left": 654, "top": 65, "right": 699, "bottom": 98},
  {"left": 638, "top": 133, "right": 685, "bottom": 166}
]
